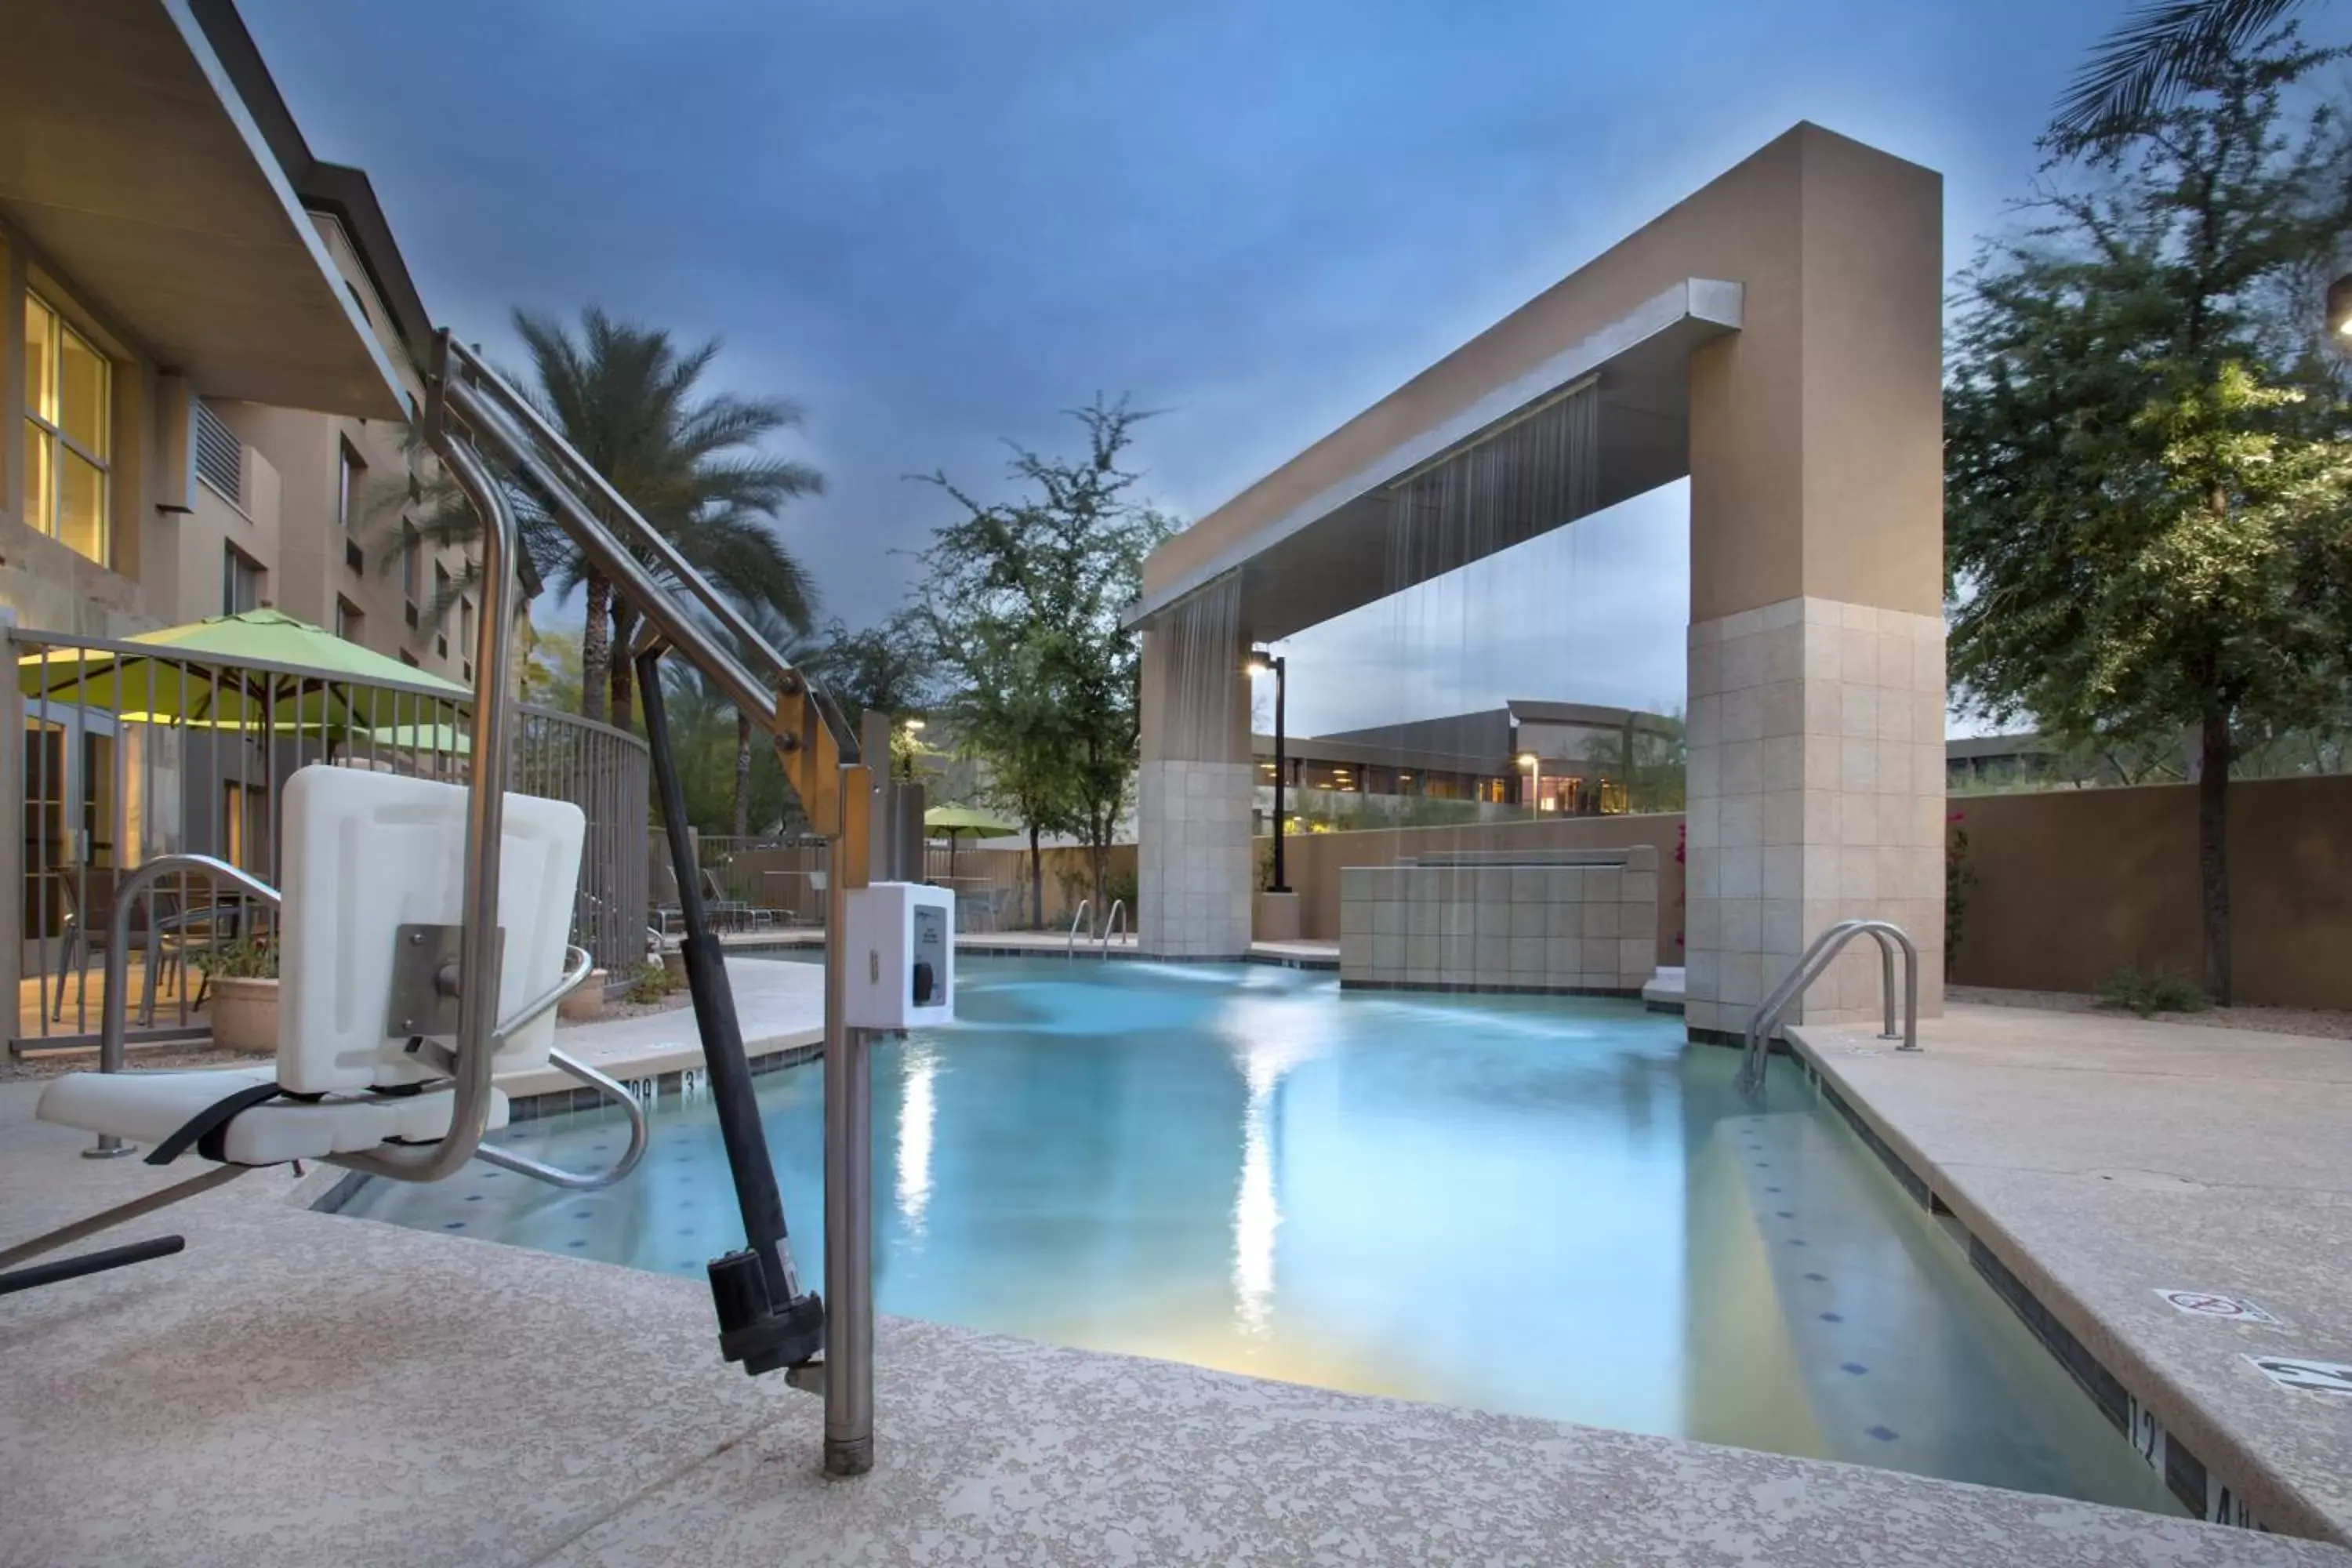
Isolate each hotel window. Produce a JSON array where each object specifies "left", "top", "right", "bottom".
[
  {"left": 338, "top": 437, "right": 367, "bottom": 532},
  {"left": 434, "top": 563, "right": 452, "bottom": 658},
  {"left": 335, "top": 597, "right": 365, "bottom": 642},
  {"left": 221, "top": 543, "right": 264, "bottom": 616},
  {"left": 23, "top": 293, "right": 111, "bottom": 564}
]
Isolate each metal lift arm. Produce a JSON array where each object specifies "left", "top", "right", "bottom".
[{"left": 424, "top": 331, "right": 879, "bottom": 1477}]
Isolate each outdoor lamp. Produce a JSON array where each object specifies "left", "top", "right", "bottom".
[{"left": 2331, "top": 273, "right": 2352, "bottom": 338}]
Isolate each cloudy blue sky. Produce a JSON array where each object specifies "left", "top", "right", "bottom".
[{"left": 244, "top": 0, "right": 2345, "bottom": 736}]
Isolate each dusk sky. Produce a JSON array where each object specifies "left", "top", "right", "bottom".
[{"left": 244, "top": 0, "right": 2352, "bottom": 736}]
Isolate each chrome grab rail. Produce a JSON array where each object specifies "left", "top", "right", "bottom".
[
  {"left": 471, "top": 1047, "right": 649, "bottom": 1191},
  {"left": 87, "top": 854, "right": 284, "bottom": 1158},
  {"left": 1737, "top": 919, "right": 1919, "bottom": 1094},
  {"left": 1066, "top": 900, "right": 1091, "bottom": 959},
  {"left": 1100, "top": 898, "right": 1126, "bottom": 956}
]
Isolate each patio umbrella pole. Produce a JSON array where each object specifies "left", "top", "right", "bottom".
[{"left": 637, "top": 650, "right": 825, "bottom": 1378}]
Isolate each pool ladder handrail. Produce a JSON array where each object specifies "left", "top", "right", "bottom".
[
  {"left": 1738, "top": 919, "right": 1919, "bottom": 1094},
  {"left": 1066, "top": 899, "right": 1091, "bottom": 959},
  {"left": 1099, "top": 898, "right": 1126, "bottom": 956}
]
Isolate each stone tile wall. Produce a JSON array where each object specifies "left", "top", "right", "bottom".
[
  {"left": 1684, "top": 597, "right": 1945, "bottom": 1036},
  {"left": 1136, "top": 759, "right": 1254, "bottom": 957},
  {"left": 1338, "top": 849, "right": 1660, "bottom": 993}
]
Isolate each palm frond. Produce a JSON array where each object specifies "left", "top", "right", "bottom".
[{"left": 2053, "top": 0, "right": 2308, "bottom": 147}]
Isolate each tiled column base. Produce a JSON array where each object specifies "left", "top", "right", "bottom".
[
  {"left": 1137, "top": 760, "right": 1254, "bottom": 958},
  {"left": 1684, "top": 597, "right": 1946, "bottom": 1039}
]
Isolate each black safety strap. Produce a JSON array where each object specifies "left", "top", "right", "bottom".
[{"left": 144, "top": 1081, "right": 285, "bottom": 1167}]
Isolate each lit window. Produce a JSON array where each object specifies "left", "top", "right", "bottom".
[
  {"left": 221, "top": 543, "right": 263, "bottom": 616},
  {"left": 23, "top": 294, "right": 111, "bottom": 564}
]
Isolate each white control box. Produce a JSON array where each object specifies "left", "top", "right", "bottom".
[{"left": 843, "top": 881, "right": 955, "bottom": 1030}]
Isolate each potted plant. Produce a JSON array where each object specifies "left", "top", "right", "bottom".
[{"left": 202, "top": 934, "right": 280, "bottom": 1054}]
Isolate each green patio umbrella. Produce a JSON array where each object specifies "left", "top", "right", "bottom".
[
  {"left": 924, "top": 803, "right": 1018, "bottom": 881},
  {"left": 19, "top": 608, "right": 469, "bottom": 735}
]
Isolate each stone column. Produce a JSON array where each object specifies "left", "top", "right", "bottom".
[
  {"left": 1679, "top": 128, "right": 1947, "bottom": 1039},
  {"left": 1682, "top": 601, "right": 1946, "bottom": 1036},
  {"left": 1134, "top": 617, "right": 1253, "bottom": 958}
]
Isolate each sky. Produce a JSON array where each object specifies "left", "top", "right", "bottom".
[{"left": 242, "top": 0, "right": 2332, "bottom": 738}]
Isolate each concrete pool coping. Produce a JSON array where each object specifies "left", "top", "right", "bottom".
[{"left": 1784, "top": 1006, "right": 2352, "bottom": 1545}]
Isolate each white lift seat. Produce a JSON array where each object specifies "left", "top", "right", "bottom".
[
  {"left": 34, "top": 765, "right": 583, "bottom": 1169},
  {"left": 37, "top": 1068, "right": 511, "bottom": 1167}
]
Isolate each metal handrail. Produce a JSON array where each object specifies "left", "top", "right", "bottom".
[
  {"left": 1066, "top": 900, "right": 1091, "bottom": 959},
  {"left": 327, "top": 420, "right": 519, "bottom": 1185},
  {"left": 471, "top": 1046, "right": 649, "bottom": 1190},
  {"left": 1100, "top": 898, "right": 1127, "bottom": 956},
  {"left": 86, "top": 854, "right": 284, "bottom": 1157},
  {"left": 1737, "top": 919, "right": 1920, "bottom": 1094}
]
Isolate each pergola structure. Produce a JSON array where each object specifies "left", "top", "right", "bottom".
[{"left": 1127, "top": 123, "right": 1947, "bottom": 1035}]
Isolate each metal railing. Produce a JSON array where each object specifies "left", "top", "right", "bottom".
[
  {"left": 1100, "top": 898, "right": 1127, "bottom": 955},
  {"left": 8, "top": 628, "right": 652, "bottom": 1054},
  {"left": 1066, "top": 899, "right": 1091, "bottom": 958},
  {"left": 1738, "top": 919, "right": 1920, "bottom": 1094}
]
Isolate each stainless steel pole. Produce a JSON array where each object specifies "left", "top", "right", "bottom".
[{"left": 822, "top": 793, "right": 874, "bottom": 1476}]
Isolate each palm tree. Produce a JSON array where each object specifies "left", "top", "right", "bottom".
[
  {"left": 509, "top": 307, "right": 823, "bottom": 731},
  {"left": 2055, "top": 0, "right": 2311, "bottom": 144}
]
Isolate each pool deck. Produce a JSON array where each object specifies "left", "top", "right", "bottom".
[
  {"left": 2, "top": 970, "right": 2347, "bottom": 1564},
  {"left": 1787, "top": 1006, "right": 2352, "bottom": 1545}
]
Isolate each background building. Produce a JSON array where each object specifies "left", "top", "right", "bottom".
[{"left": 1, "top": 0, "right": 484, "bottom": 677}]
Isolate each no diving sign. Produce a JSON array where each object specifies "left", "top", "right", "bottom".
[{"left": 2154, "top": 1289, "right": 2280, "bottom": 1325}]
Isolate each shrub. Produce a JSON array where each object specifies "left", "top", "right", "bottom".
[
  {"left": 2098, "top": 963, "right": 2207, "bottom": 1018},
  {"left": 201, "top": 934, "right": 279, "bottom": 981},
  {"left": 626, "top": 960, "right": 680, "bottom": 1005}
]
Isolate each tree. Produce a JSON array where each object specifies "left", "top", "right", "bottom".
[
  {"left": 408, "top": 307, "right": 824, "bottom": 730},
  {"left": 911, "top": 398, "right": 1174, "bottom": 927},
  {"left": 1946, "top": 32, "right": 2352, "bottom": 1002},
  {"left": 2056, "top": 0, "right": 2315, "bottom": 145},
  {"left": 802, "top": 613, "right": 935, "bottom": 730}
]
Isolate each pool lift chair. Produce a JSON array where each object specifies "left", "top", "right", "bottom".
[{"left": 0, "top": 332, "right": 928, "bottom": 1479}]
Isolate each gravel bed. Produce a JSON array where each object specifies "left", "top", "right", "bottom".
[{"left": 1946, "top": 984, "right": 2352, "bottom": 1040}]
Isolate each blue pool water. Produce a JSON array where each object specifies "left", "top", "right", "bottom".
[{"left": 342, "top": 956, "right": 2177, "bottom": 1512}]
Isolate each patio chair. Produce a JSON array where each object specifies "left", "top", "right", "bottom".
[
  {"left": 2, "top": 765, "right": 645, "bottom": 1295},
  {"left": 699, "top": 868, "right": 759, "bottom": 932},
  {"left": 47, "top": 869, "right": 261, "bottom": 1027}
]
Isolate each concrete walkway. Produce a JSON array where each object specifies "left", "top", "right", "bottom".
[
  {"left": 505, "top": 955, "right": 826, "bottom": 1099},
  {"left": 1789, "top": 1005, "right": 2352, "bottom": 1544}
]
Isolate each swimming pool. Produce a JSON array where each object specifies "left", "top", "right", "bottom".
[{"left": 340, "top": 956, "right": 2177, "bottom": 1514}]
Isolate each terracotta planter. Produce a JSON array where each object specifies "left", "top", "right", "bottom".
[
  {"left": 209, "top": 975, "right": 281, "bottom": 1055},
  {"left": 558, "top": 968, "right": 611, "bottom": 1022}
]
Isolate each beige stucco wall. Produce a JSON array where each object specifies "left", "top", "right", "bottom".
[{"left": 1142, "top": 122, "right": 1944, "bottom": 626}]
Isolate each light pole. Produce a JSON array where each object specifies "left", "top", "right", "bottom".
[
  {"left": 1249, "top": 648, "right": 1289, "bottom": 893},
  {"left": 1518, "top": 751, "right": 1541, "bottom": 819}
]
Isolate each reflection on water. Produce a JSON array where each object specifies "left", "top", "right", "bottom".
[{"left": 343, "top": 957, "right": 2180, "bottom": 1515}]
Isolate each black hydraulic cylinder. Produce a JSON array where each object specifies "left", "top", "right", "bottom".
[{"left": 638, "top": 649, "right": 822, "bottom": 1370}]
